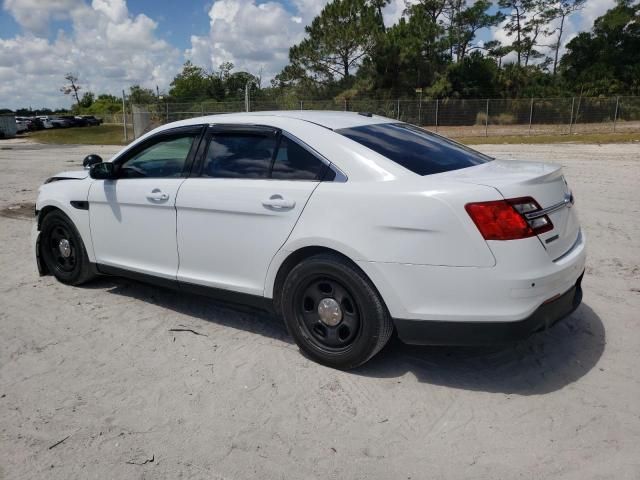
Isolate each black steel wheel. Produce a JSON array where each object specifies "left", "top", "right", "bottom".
[
  {"left": 40, "top": 210, "right": 94, "bottom": 285},
  {"left": 47, "top": 223, "right": 77, "bottom": 274},
  {"left": 281, "top": 253, "right": 393, "bottom": 369},
  {"left": 296, "top": 276, "right": 361, "bottom": 352}
]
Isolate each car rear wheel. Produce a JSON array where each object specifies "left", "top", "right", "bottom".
[
  {"left": 40, "top": 210, "right": 94, "bottom": 286},
  {"left": 281, "top": 253, "right": 393, "bottom": 369}
]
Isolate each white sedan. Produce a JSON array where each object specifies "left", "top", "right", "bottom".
[{"left": 33, "top": 111, "right": 586, "bottom": 369}]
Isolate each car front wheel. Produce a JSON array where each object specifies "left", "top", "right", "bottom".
[
  {"left": 40, "top": 210, "right": 94, "bottom": 286},
  {"left": 281, "top": 253, "right": 393, "bottom": 369}
]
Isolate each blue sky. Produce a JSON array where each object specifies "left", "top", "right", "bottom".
[{"left": 0, "top": 0, "right": 615, "bottom": 109}]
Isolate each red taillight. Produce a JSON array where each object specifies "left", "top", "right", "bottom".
[{"left": 465, "top": 197, "right": 553, "bottom": 241}]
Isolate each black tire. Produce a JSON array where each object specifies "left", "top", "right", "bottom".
[
  {"left": 280, "top": 253, "right": 393, "bottom": 369},
  {"left": 40, "top": 210, "right": 95, "bottom": 286}
]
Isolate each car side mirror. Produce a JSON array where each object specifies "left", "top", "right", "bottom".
[
  {"left": 83, "top": 154, "right": 103, "bottom": 169},
  {"left": 89, "top": 162, "right": 116, "bottom": 180}
]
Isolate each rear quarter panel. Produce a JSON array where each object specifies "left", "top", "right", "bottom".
[{"left": 264, "top": 176, "right": 503, "bottom": 297}]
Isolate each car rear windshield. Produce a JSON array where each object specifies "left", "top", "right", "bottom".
[{"left": 336, "top": 123, "right": 492, "bottom": 176}]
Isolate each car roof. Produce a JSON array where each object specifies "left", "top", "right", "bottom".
[{"left": 163, "top": 110, "right": 395, "bottom": 131}]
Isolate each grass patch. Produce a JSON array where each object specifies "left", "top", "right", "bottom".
[
  {"left": 456, "top": 132, "right": 640, "bottom": 145},
  {"left": 28, "top": 125, "right": 132, "bottom": 145}
]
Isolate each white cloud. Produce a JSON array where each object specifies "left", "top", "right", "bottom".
[
  {"left": 186, "top": 0, "right": 412, "bottom": 83},
  {"left": 0, "top": 0, "right": 180, "bottom": 109},
  {"left": 383, "top": 0, "right": 408, "bottom": 27},
  {"left": 186, "top": 0, "right": 319, "bottom": 81},
  {"left": 3, "top": 0, "right": 83, "bottom": 36}
]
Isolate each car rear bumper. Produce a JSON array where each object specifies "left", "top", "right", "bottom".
[{"left": 394, "top": 271, "right": 583, "bottom": 345}]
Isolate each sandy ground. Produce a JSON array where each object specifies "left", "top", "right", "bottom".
[{"left": 0, "top": 140, "right": 639, "bottom": 479}]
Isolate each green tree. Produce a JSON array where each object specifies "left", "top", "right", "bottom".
[
  {"left": 367, "top": 9, "right": 446, "bottom": 92},
  {"left": 225, "top": 71, "right": 260, "bottom": 98},
  {"left": 560, "top": 0, "right": 640, "bottom": 95},
  {"left": 429, "top": 51, "right": 501, "bottom": 97},
  {"left": 90, "top": 94, "right": 122, "bottom": 114},
  {"left": 287, "top": 0, "right": 384, "bottom": 84},
  {"left": 79, "top": 92, "right": 95, "bottom": 108},
  {"left": 498, "top": 0, "right": 552, "bottom": 67},
  {"left": 446, "top": 0, "right": 505, "bottom": 61},
  {"left": 547, "top": 0, "right": 586, "bottom": 75},
  {"left": 169, "top": 61, "right": 211, "bottom": 100},
  {"left": 128, "top": 85, "right": 157, "bottom": 104}
]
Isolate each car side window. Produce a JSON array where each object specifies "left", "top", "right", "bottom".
[
  {"left": 272, "top": 136, "right": 327, "bottom": 181},
  {"left": 119, "top": 134, "right": 197, "bottom": 179},
  {"left": 203, "top": 133, "right": 276, "bottom": 179}
]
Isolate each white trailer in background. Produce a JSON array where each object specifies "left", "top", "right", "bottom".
[{"left": 0, "top": 113, "right": 17, "bottom": 138}]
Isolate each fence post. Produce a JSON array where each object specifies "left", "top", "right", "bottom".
[
  {"left": 528, "top": 98, "right": 534, "bottom": 136},
  {"left": 568, "top": 97, "right": 575, "bottom": 134},
  {"left": 435, "top": 99, "right": 439, "bottom": 133},
  {"left": 201, "top": 103, "right": 204, "bottom": 115},
  {"left": 344, "top": 98, "right": 347, "bottom": 111},
  {"left": 165, "top": 102, "right": 169, "bottom": 123},
  {"left": 418, "top": 94, "right": 422, "bottom": 126},
  {"left": 396, "top": 99, "right": 400, "bottom": 120},
  {"left": 121, "top": 90, "right": 128, "bottom": 142},
  {"left": 300, "top": 100, "right": 303, "bottom": 111},
  {"left": 485, "top": 99, "right": 489, "bottom": 137},
  {"left": 613, "top": 96, "right": 620, "bottom": 133}
]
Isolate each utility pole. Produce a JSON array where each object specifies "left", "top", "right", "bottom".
[
  {"left": 122, "top": 89, "right": 128, "bottom": 142},
  {"left": 528, "top": 98, "right": 534, "bottom": 135},
  {"left": 485, "top": 99, "right": 489, "bottom": 137},
  {"left": 568, "top": 97, "right": 575, "bottom": 135},
  {"left": 245, "top": 83, "right": 250, "bottom": 112}
]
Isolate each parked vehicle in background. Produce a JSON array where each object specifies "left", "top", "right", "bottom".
[
  {"left": 57, "top": 115, "right": 88, "bottom": 127},
  {"left": 15, "top": 118, "right": 29, "bottom": 133},
  {"left": 27, "top": 117, "right": 45, "bottom": 131},
  {"left": 37, "top": 116, "right": 55, "bottom": 129},
  {"left": 81, "top": 115, "right": 103, "bottom": 126},
  {"left": 33, "top": 111, "right": 585, "bottom": 369},
  {"left": 50, "top": 117, "right": 72, "bottom": 128}
]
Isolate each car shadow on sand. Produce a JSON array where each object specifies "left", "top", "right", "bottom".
[
  {"left": 356, "top": 304, "right": 605, "bottom": 395},
  {"left": 88, "top": 276, "right": 605, "bottom": 395}
]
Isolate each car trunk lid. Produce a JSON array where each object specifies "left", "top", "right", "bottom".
[{"left": 444, "top": 160, "right": 580, "bottom": 260}]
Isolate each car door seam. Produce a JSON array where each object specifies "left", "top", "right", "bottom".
[
  {"left": 174, "top": 177, "right": 189, "bottom": 281},
  {"left": 262, "top": 181, "right": 324, "bottom": 298}
]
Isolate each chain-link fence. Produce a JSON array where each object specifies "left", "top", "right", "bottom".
[{"left": 122, "top": 95, "right": 640, "bottom": 140}]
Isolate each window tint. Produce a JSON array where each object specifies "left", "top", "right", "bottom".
[
  {"left": 203, "top": 134, "right": 276, "bottom": 179},
  {"left": 272, "top": 136, "right": 327, "bottom": 180},
  {"left": 120, "top": 135, "right": 196, "bottom": 178},
  {"left": 337, "top": 123, "right": 492, "bottom": 176}
]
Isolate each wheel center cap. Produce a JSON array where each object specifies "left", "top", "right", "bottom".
[
  {"left": 318, "top": 298, "right": 342, "bottom": 326},
  {"left": 58, "top": 238, "right": 71, "bottom": 258}
]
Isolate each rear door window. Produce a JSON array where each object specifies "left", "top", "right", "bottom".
[
  {"left": 272, "top": 136, "right": 328, "bottom": 181},
  {"left": 337, "top": 123, "right": 492, "bottom": 176},
  {"left": 203, "top": 133, "right": 276, "bottom": 179}
]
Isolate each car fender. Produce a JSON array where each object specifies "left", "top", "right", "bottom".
[{"left": 35, "top": 178, "right": 95, "bottom": 262}]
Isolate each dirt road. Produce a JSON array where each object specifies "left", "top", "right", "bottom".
[{"left": 1, "top": 140, "right": 638, "bottom": 479}]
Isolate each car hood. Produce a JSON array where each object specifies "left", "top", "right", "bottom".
[{"left": 50, "top": 170, "right": 89, "bottom": 180}]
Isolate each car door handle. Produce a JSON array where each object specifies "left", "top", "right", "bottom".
[
  {"left": 262, "top": 194, "right": 296, "bottom": 210},
  {"left": 146, "top": 189, "right": 169, "bottom": 202}
]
